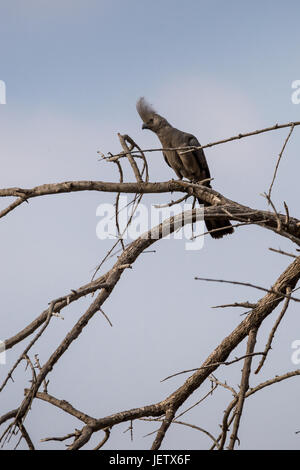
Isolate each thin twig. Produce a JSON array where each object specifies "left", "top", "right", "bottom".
[
  {"left": 228, "top": 328, "right": 258, "bottom": 450},
  {"left": 99, "top": 308, "right": 113, "bottom": 327},
  {"left": 269, "top": 247, "right": 297, "bottom": 258},
  {"left": 255, "top": 287, "right": 291, "bottom": 374},
  {"left": 212, "top": 302, "right": 257, "bottom": 309},
  {"left": 268, "top": 124, "right": 295, "bottom": 199},
  {"left": 194, "top": 277, "right": 300, "bottom": 302},
  {"left": 109, "top": 121, "right": 300, "bottom": 158},
  {"left": 41, "top": 431, "right": 79, "bottom": 443},
  {"left": 161, "top": 353, "right": 264, "bottom": 382},
  {"left": 262, "top": 192, "right": 282, "bottom": 231},
  {"left": 118, "top": 134, "right": 143, "bottom": 183},
  {"left": 94, "top": 428, "right": 111, "bottom": 450}
]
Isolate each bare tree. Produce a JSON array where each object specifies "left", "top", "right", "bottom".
[{"left": 1, "top": 123, "right": 300, "bottom": 450}]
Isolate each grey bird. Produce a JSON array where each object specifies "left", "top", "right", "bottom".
[{"left": 136, "top": 97, "right": 233, "bottom": 239}]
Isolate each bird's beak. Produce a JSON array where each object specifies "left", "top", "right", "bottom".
[{"left": 142, "top": 123, "right": 148, "bottom": 130}]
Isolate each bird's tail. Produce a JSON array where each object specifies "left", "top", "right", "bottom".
[
  {"left": 204, "top": 217, "right": 234, "bottom": 239},
  {"left": 197, "top": 199, "right": 234, "bottom": 239}
]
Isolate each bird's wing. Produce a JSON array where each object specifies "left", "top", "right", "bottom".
[
  {"left": 187, "top": 136, "right": 211, "bottom": 181},
  {"left": 163, "top": 152, "right": 172, "bottom": 168},
  {"left": 174, "top": 134, "right": 211, "bottom": 182}
]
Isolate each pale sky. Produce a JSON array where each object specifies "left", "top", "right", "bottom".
[{"left": 1, "top": 0, "right": 300, "bottom": 449}]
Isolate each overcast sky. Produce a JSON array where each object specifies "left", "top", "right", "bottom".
[{"left": 1, "top": 0, "right": 300, "bottom": 450}]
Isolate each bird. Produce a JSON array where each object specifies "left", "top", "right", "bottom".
[{"left": 136, "top": 97, "right": 233, "bottom": 239}]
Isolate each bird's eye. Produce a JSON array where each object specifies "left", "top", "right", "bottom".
[{"left": 148, "top": 118, "right": 153, "bottom": 124}]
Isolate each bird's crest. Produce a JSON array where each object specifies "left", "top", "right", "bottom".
[{"left": 136, "top": 97, "right": 156, "bottom": 122}]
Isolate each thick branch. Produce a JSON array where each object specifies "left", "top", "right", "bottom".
[
  {"left": 65, "top": 257, "right": 300, "bottom": 448},
  {"left": 1, "top": 180, "right": 299, "bottom": 244}
]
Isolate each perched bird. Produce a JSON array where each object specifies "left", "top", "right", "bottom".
[{"left": 136, "top": 97, "right": 233, "bottom": 239}]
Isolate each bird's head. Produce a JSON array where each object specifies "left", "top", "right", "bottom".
[{"left": 136, "top": 97, "right": 169, "bottom": 133}]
